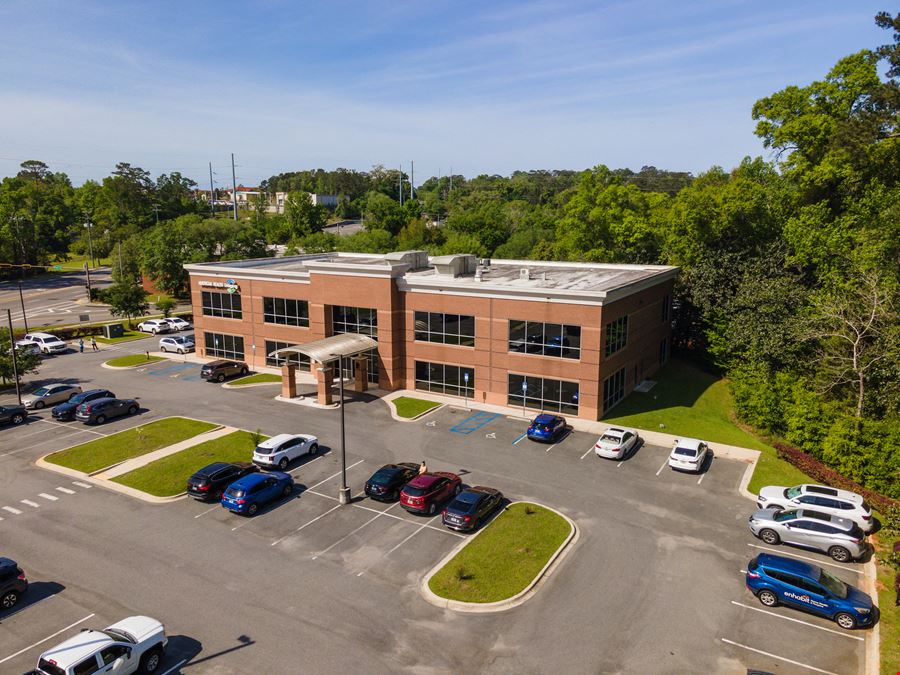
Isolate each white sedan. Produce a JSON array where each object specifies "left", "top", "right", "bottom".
[
  {"left": 668, "top": 438, "right": 710, "bottom": 473},
  {"left": 252, "top": 433, "right": 319, "bottom": 470},
  {"left": 594, "top": 427, "right": 640, "bottom": 459}
]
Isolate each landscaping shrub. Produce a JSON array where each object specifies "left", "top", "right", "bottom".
[{"left": 774, "top": 441, "right": 900, "bottom": 511}]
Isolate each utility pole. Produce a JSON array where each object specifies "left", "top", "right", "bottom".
[
  {"left": 410, "top": 160, "right": 414, "bottom": 201},
  {"left": 17, "top": 280, "right": 28, "bottom": 333},
  {"left": 208, "top": 162, "right": 215, "bottom": 217},
  {"left": 117, "top": 241, "right": 124, "bottom": 280},
  {"left": 84, "top": 221, "right": 95, "bottom": 268},
  {"left": 449, "top": 166, "right": 453, "bottom": 193},
  {"left": 84, "top": 262, "right": 92, "bottom": 300},
  {"left": 231, "top": 153, "right": 238, "bottom": 221},
  {"left": 338, "top": 354, "right": 350, "bottom": 505},
  {"left": 398, "top": 164, "right": 403, "bottom": 206},
  {"left": 6, "top": 309, "right": 22, "bottom": 405}
]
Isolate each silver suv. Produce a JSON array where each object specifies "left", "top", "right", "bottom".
[{"left": 748, "top": 508, "right": 867, "bottom": 562}]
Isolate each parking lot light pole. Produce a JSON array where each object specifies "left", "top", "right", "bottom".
[
  {"left": 337, "top": 354, "right": 351, "bottom": 505},
  {"left": 17, "top": 279, "right": 28, "bottom": 333},
  {"left": 6, "top": 309, "right": 22, "bottom": 404}
]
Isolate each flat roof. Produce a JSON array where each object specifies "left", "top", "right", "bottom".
[{"left": 185, "top": 252, "right": 678, "bottom": 304}]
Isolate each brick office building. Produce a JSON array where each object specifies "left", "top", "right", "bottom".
[{"left": 184, "top": 252, "right": 678, "bottom": 420}]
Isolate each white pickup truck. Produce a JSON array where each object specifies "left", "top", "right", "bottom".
[{"left": 29, "top": 615, "right": 167, "bottom": 675}]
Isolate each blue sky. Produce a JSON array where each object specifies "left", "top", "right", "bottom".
[{"left": 0, "top": 1, "right": 890, "bottom": 187}]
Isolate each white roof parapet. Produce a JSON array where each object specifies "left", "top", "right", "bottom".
[{"left": 269, "top": 334, "right": 377, "bottom": 364}]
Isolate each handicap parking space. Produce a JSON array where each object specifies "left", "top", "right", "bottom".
[{"left": 142, "top": 361, "right": 204, "bottom": 382}]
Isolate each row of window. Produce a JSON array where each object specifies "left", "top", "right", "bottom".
[{"left": 414, "top": 311, "right": 476, "bottom": 346}]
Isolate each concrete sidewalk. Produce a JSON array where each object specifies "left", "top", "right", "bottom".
[{"left": 93, "top": 425, "right": 235, "bottom": 479}]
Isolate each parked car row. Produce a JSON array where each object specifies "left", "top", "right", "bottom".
[
  {"left": 137, "top": 317, "right": 191, "bottom": 334},
  {"left": 744, "top": 483, "right": 874, "bottom": 630},
  {"left": 0, "top": 383, "right": 141, "bottom": 427}
]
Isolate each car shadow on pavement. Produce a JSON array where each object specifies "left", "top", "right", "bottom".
[
  {"left": 0, "top": 581, "right": 65, "bottom": 622},
  {"left": 168, "top": 634, "right": 254, "bottom": 671},
  {"left": 21, "top": 376, "right": 82, "bottom": 391},
  {"left": 285, "top": 447, "right": 332, "bottom": 472}
]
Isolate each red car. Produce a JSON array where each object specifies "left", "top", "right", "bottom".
[{"left": 400, "top": 472, "right": 462, "bottom": 515}]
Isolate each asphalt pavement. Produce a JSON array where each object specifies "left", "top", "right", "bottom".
[{"left": 0, "top": 337, "right": 870, "bottom": 674}]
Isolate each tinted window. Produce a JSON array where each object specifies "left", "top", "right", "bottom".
[
  {"left": 99, "top": 645, "right": 129, "bottom": 665},
  {"left": 371, "top": 470, "right": 396, "bottom": 483},
  {"left": 73, "top": 655, "right": 100, "bottom": 675},
  {"left": 673, "top": 447, "right": 697, "bottom": 457},
  {"left": 404, "top": 485, "right": 426, "bottom": 497},
  {"left": 226, "top": 487, "right": 245, "bottom": 498},
  {"left": 37, "top": 660, "right": 66, "bottom": 675},
  {"left": 807, "top": 485, "right": 838, "bottom": 496},
  {"left": 815, "top": 497, "right": 841, "bottom": 509},
  {"left": 818, "top": 569, "right": 849, "bottom": 599},
  {"left": 448, "top": 499, "right": 471, "bottom": 512}
]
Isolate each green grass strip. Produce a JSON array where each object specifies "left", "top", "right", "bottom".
[
  {"left": 95, "top": 331, "right": 151, "bottom": 344},
  {"left": 112, "top": 430, "right": 266, "bottom": 497},
  {"left": 229, "top": 373, "right": 282, "bottom": 386},
  {"left": 104, "top": 354, "right": 166, "bottom": 367},
  {"left": 392, "top": 396, "right": 441, "bottom": 418},
  {"left": 46, "top": 417, "right": 218, "bottom": 474},
  {"left": 428, "top": 503, "right": 571, "bottom": 603}
]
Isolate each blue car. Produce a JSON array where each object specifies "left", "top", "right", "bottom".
[
  {"left": 526, "top": 414, "right": 567, "bottom": 443},
  {"left": 746, "top": 553, "right": 874, "bottom": 629},
  {"left": 221, "top": 471, "right": 294, "bottom": 516}
]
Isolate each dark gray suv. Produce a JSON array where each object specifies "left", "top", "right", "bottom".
[
  {"left": 75, "top": 397, "right": 140, "bottom": 425},
  {"left": 0, "top": 557, "right": 28, "bottom": 610},
  {"left": 200, "top": 360, "right": 248, "bottom": 382}
]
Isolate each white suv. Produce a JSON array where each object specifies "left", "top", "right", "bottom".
[
  {"left": 756, "top": 484, "right": 874, "bottom": 532},
  {"left": 16, "top": 332, "right": 68, "bottom": 354},
  {"left": 253, "top": 433, "right": 319, "bottom": 470},
  {"left": 163, "top": 317, "right": 191, "bottom": 331},
  {"left": 136, "top": 319, "right": 172, "bottom": 335},
  {"left": 159, "top": 336, "right": 195, "bottom": 354},
  {"left": 32, "top": 615, "right": 167, "bottom": 674}
]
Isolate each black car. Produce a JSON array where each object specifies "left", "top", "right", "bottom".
[
  {"left": 442, "top": 486, "right": 504, "bottom": 532},
  {"left": 0, "top": 404, "right": 28, "bottom": 427},
  {"left": 200, "top": 360, "right": 248, "bottom": 382},
  {"left": 187, "top": 461, "right": 260, "bottom": 501},
  {"left": 51, "top": 389, "right": 116, "bottom": 421},
  {"left": 364, "top": 463, "right": 420, "bottom": 501},
  {"left": 0, "top": 557, "right": 28, "bottom": 610},
  {"left": 74, "top": 397, "right": 139, "bottom": 425}
]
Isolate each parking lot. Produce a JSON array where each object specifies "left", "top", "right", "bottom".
[{"left": 0, "top": 339, "right": 871, "bottom": 674}]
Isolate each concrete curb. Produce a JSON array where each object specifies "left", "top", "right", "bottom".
[
  {"left": 275, "top": 394, "right": 340, "bottom": 410},
  {"left": 222, "top": 381, "right": 281, "bottom": 389},
  {"left": 737, "top": 454, "right": 760, "bottom": 502},
  {"left": 381, "top": 391, "right": 445, "bottom": 422},
  {"left": 419, "top": 502, "right": 578, "bottom": 613},
  {"left": 863, "top": 556, "right": 880, "bottom": 675}
]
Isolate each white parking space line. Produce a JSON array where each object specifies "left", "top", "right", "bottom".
[
  {"left": 2, "top": 506, "right": 23, "bottom": 515},
  {"left": 351, "top": 502, "right": 466, "bottom": 538},
  {"left": 0, "top": 613, "right": 96, "bottom": 665},
  {"left": 271, "top": 504, "right": 343, "bottom": 546},
  {"left": 72, "top": 481, "right": 92, "bottom": 489},
  {"left": 21, "top": 499, "right": 40, "bottom": 508},
  {"left": 616, "top": 460, "right": 625, "bottom": 467},
  {"left": 38, "top": 493, "right": 58, "bottom": 501},
  {"left": 312, "top": 510, "right": 388, "bottom": 559},
  {"left": 55, "top": 487, "right": 76, "bottom": 494},
  {"left": 12, "top": 425, "right": 63, "bottom": 440},
  {"left": 287, "top": 451, "right": 331, "bottom": 474},
  {"left": 512, "top": 433, "right": 527, "bottom": 445},
  {"left": 385, "top": 521, "right": 431, "bottom": 556},
  {"left": 697, "top": 471, "right": 707, "bottom": 485},
  {"left": 306, "top": 489, "right": 338, "bottom": 502},
  {"left": 580, "top": 447, "right": 594, "bottom": 459},
  {"left": 720, "top": 638, "right": 839, "bottom": 675},
  {"left": 655, "top": 457, "right": 669, "bottom": 476},
  {"left": 159, "top": 659, "right": 187, "bottom": 675},
  {"left": 729, "top": 601, "right": 863, "bottom": 640},
  {"left": 193, "top": 504, "right": 220, "bottom": 519},
  {"left": 38, "top": 419, "right": 107, "bottom": 437},
  {"left": 746, "top": 544, "right": 863, "bottom": 574},
  {"left": 306, "top": 460, "right": 365, "bottom": 491}
]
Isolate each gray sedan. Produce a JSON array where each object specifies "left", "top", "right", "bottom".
[
  {"left": 22, "top": 383, "right": 82, "bottom": 410},
  {"left": 747, "top": 508, "right": 867, "bottom": 562}
]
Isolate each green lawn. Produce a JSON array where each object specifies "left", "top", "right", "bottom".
[
  {"left": 604, "top": 358, "right": 813, "bottom": 493},
  {"left": 428, "top": 503, "right": 572, "bottom": 603},
  {"left": 229, "top": 373, "right": 282, "bottom": 386},
  {"left": 877, "top": 557, "right": 900, "bottom": 673},
  {"left": 48, "top": 255, "right": 110, "bottom": 271},
  {"left": 46, "top": 417, "right": 218, "bottom": 474},
  {"left": 104, "top": 354, "right": 166, "bottom": 367},
  {"left": 95, "top": 330, "right": 150, "bottom": 344},
  {"left": 112, "top": 430, "right": 266, "bottom": 497},
  {"left": 392, "top": 396, "right": 441, "bottom": 418}
]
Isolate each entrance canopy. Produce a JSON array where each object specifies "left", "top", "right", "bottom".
[{"left": 269, "top": 333, "right": 377, "bottom": 364}]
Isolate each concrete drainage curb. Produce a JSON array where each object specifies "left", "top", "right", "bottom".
[
  {"left": 419, "top": 502, "right": 578, "bottom": 613},
  {"left": 101, "top": 360, "right": 166, "bottom": 370},
  {"left": 35, "top": 456, "right": 186, "bottom": 504},
  {"left": 381, "top": 391, "right": 445, "bottom": 423},
  {"left": 222, "top": 381, "right": 282, "bottom": 389}
]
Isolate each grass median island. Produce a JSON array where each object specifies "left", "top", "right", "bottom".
[
  {"left": 104, "top": 354, "right": 166, "bottom": 367},
  {"left": 428, "top": 503, "right": 572, "bottom": 604},
  {"left": 229, "top": 373, "right": 282, "bottom": 386},
  {"left": 46, "top": 417, "right": 218, "bottom": 474},
  {"left": 112, "top": 430, "right": 267, "bottom": 497},
  {"left": 95, "top": 330, "right": 149, "bottom": 344},
  {"left": 392, "top": 396, "right": 441, "bottom": 418}
]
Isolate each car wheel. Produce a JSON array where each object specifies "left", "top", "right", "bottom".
[
  {"left": 278, "top": 457, "right": 289, "bottom": 470},
  {"left": 95, "top": 415, "right": 106, "bottom": 425},
  {"left": 454, "top": 484, "right": 461, "bottom": 495},
  {"left": 178, "top": 349, "right": 184, "bottom": 354},
  {"left": 309, "top": 443, "right": 318, "bottom": 455},
  {"left": 428, "top": 502, "right": 436, "bottom": 515},
  {"left": 160, "top": 346, "right": 167, "bottom": 353},
  {"left": 757, "top": 589, "right": 778, "bottom": 607},
  {"left": 1, "top": 590, "right": 19, "bottom": 609},
  {"left": 139, "top": 647, "right": 163, "bottom": 673},
  {"left": 766, "top": 504, "right": 784, "bottom": 511},
  {"left": 282, "top": 484, "right": 292, "bottom": 497},
  {"left": 34, "top": 400, "right": 45, "bottom": 409},
  {"left": 834, "top": 612, "right": 857, "bottom": 630},
  {"left": 390, "top": 490, "right": 399, "bottom": 501},
  {"left": 240, "top": 367, "right": 248, "bottom": 376},
  {"left": 247, "top": 503, "right": 259, "bottom": 516},
  {"left": 216, "top": 373, "right": 225, "bottom": 383},
  {"left": 759, "top": 529, "right": 780, "bottom": 545},
  {"left": 829, "top": 546, "right": 852, "bottom": 563},
  {"left": 11, "top": 413, "right": 24, "bottom": 425},
  {"left": 128, "top": 405, "right": 138, "bottom": 415}
]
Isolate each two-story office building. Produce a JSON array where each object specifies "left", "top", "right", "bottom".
[{"left": 184, "top": 251, "right": 678, "bottom": 420}]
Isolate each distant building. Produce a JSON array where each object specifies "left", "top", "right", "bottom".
[{"left": 266, "top": 192, "right": 339, "bottom": 214}]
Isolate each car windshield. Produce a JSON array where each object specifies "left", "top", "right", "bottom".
[
  {"left": 599, "top": 434, "right": 621, "bottom": 444},
  {"left": 861, "top": 500, "right": 871, "bottom": 512},
  {"left": 773, "top": 511, "right": 798, "bottom": 522},
  {"left": 255, "top": 445, "right": 273, "bottom": 455},
  {"left": 404, "top": 486, "right": 426, "bottom": 497},
  {"left": 37, "top": 659, "right": 66, "bottom": 675},
  {"left": 70, "top": 392, "right": 91, "bottom": 403},
  {"left": 818, "top": 569, "right": 848, "bottom": 599},
  {"left": 32, "top": 387, "right": 50, "bottom": 396},
  {"left": 102, "top": 628, "right": 135, "bottom": 643},
  {"left": 785, "top": 486, "right": 803, "bottom": 499},
  {"left": 447, "top": 499, "right": 472, "bottom": 512},
  {"left": 371, "top": 470, "right": 395, "bottom": 483},
  {"left": 673, "top": 447, "right": 696, "bottom": 457},
  {"left": 226, "top": 487, "right": 245, "bottom": 498}
]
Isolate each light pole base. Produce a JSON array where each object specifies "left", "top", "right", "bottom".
[{"left": 338, "top": 487, "right": 352, "bottom": 505}]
